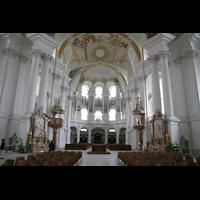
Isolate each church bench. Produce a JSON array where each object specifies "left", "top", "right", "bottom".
[
  {"left": 2, "top": 150, "right": 83, "bottom": 166},
  {"left": 1, "top": 159, "right": 15, "bottom": 166},
  {"left": 107, "top": 144, "right": 131, "bottom": 150},
  {"left": 118, "top": 151, "right": 198, "bottom": 166},
  {"left": 65, "top": 143, "right": 90, "bottom": 150}
]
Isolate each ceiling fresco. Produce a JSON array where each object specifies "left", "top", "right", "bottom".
[
  {"left": 72, "top": 33, "right": 128, "bottom": 63},
  {"left": 48, "top": 33, "right": 152, "bottom": 89},
  {"left": 71, "top": 64, "right": 127, "bottom": 90}
]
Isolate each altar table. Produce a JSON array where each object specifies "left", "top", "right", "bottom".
[{"left": 87, "top": 144, "right": 110, "bottom": 154}]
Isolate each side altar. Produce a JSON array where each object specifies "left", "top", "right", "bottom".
[
  {"left": 28, "top": 108, "right": 49, "bottom": 152},
  {"left": 28, "top": 98, "right": 65, "bottom": 152},
  {"left": 148, "top": 109, "right": 169, "bottom": 152}
]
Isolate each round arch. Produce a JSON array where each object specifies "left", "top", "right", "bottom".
[{"left": 58, "top": 33, "right": 142, "bottom": 61}]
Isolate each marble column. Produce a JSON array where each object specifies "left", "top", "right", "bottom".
[
  {"left": 24, "top": 49, "right": 43, "bottom": 115},
  {"left": 158, "top": 51, "right": 175, "bottom": 119},
  {"left": 125, "top": 97, "right": 131, "bottom": 144},
  {"left": 77, "top": 126, "right": 80, "bottom": 143},
  {"left": 148, "top": 54, "right": 161, "bottom": 113},
  {"left": 116, "top": 128, "right": 119, "bottom": 144},
  {"left": 66, "top": 95, "right": 72, "bottom": 144},
  {"left": 158, "top": 50, "right": 180, "bottom": 142},
  {"left": 88, "top": 127, "right": 92, "bottom": 143},
  {"left": 130, "top": 128, "right": 138, "bottom": 150},
  {"left": 19, "top": 49, "right": 43, "bottom": 142},
  {"left": 37, "top": 54, "right": 52, "bottom": 112},
  {"left": 104, "top": 128, "right": 108, "bottom": 143}
]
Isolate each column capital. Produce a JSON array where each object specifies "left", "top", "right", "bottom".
[
  {"left": 67, "top": 95, "right": 73, "bottom": 101},
  {"left": 157, "top": 50, "right": 170, "bottom": 60},
  {"left": 41, "top": 54, "right": 53, "bottom": 62},
  {"left": 125, "top": 97, "right": 131, "bottom": 103},
  {"left": 173, "top": 55, "right": 182, "bottom": 65},
  {"left": 53, "top": 73, "right": 61, "bottom": 80},
  {"left": 31, "top": 49, "right": 44, "bottom": 58},
  {"left": 2, "top": 47, "right": 18, "bottom": 57},
  {"left": 19, "top": 55, "right": 29, "bottom": 63},
  {"left": 182, "top": 49, "right": 198, "bottom": 60},
  {"left": 173, "top": 50, "right": 198, "bottom": 65},
  {"left": 137, "top": 76, "right": 145, "bottom": 82},
  {"left": 147, "top": 54, "right": 159, "bottom": 64},
  {"left": 131, "top": 88, "right": 139, "bottom": 94},
  {"left": 60, "top": 86, "right": 68, "bottom": 92}
]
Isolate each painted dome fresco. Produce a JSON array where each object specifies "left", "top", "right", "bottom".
[{"left": 49, "top": 33, "right": 152, "bottom": 89}]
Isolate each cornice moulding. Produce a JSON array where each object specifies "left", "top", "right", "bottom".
[
  {"left": 141, "top": 33, "right": 176, "bottom": 56},
  {"left": 26, "top": 33, "right": 60, "bottom": 55}
]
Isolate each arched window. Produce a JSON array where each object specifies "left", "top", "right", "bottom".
[
  {"left": 82, "top": 85, "right": 89, "bottom": 97},
  {"left": 95, "top": 86, "right": 103, "bottom": 98},
  {"left": 94, "top": 110, "right": 102, "bottom": 121},
  {"left": 81, "top": 108, "right": 88, "bottom": 120},
  {"left": 109, "top": 85, "right": 116, "bottom": 98},
  {"left": 109, "top": 108, "right": 116, "bottom": 121}
]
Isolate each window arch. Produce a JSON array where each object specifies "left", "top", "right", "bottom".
[
  {"left": 109, "top": 108, "right": 116, "bottom": 121},
  {"left": 94, "top": 110, "right": 102, "bottom": 121},
  {"left": 109, "top": 85, "right": 116, "bottom": 98},
  {"left": 81, "top": 108, "right": 88, "bottom": 120},
  {"left": 82, "top": 84, "right": 89, "bottom": 97},
  {"left": 95, "top": 86, "right": 103, "bottom": 98}
]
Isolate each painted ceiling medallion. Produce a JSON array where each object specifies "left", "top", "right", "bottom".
[
  {"left": 88, "top": 43, "right": 113, "bottom": 62},
  {"left": 72, "top": 33, "right": 128, "bottom": 63},
  {"left": 96, "top": 49, "right": 105, "bottom": 57}
]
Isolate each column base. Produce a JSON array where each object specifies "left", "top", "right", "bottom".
[
  {"left": 125, "top": 130, "right": 130, "bottom": 145},
  {"left": 167, "top": 118, "right": 180, "bottom": 143},
  {"left": 19, "top": 115, "right": 32, "bottom": 143},
  {"left": 66, "top": 129, "right": 71, "bottom": 144},
  {"left": 130, "top": 129, "right": 138, "bottom": 150}
]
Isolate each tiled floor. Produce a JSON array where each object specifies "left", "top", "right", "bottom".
[{"left": 0, "top": 147, "right": 124, "bottom": 166}]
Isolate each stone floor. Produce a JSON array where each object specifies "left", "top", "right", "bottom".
[{"left": 0, "top": 146, "right": 127, "bottom": 166}]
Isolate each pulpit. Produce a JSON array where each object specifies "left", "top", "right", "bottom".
[{"left": 48, "top": 99, "right": 65, "bottom": 145}]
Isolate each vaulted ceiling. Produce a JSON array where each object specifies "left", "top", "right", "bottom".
[
  {"left": 50, "top": 33, "right": 152, "bottom": 90},
  {"left": 20, "top": 33, "right": 179, "bottom": 90}
]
